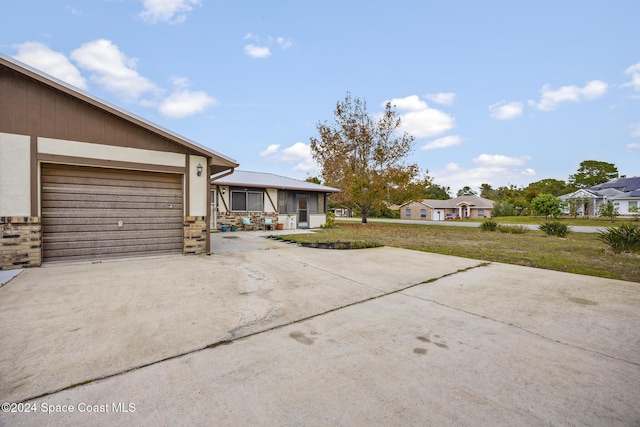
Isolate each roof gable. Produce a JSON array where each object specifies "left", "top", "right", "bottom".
[{"left": 0, "top": 54, "right": 238, "bottom": 173}]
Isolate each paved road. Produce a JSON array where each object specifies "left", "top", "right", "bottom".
[{"left": 337, "top": 216, "right": 608, "bottom": 233}]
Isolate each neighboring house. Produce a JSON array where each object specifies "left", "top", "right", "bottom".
[
  {"left": 211, "top": 170, "right": 340, "bottom": 229},
  {"left": 400, "top": 196, "right": 495, "bottom": 221},
  {"left": 0, "top": 54, "right": 238, "bottom": 270},
  {"left": 559, "top": 176, "right": 640, "bottom": 216}
]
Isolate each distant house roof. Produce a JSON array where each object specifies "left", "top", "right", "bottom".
[
  {"left": 560, "top": 176, "right": 640, "bottom": 200},
  {"left": 211, "top": 170, "right": 340, "bottom": 192},
  {"left": 0, "top": 53, "right": 238, "bottom": 174},
  {"left": 402, "top": 195, "right": 494, "bottom": 209},
  {"left": 590, "top": 176, "right": 640, "bottom": 193}
]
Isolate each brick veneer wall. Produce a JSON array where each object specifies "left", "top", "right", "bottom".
[
  {"left": 1, "top": 216, "right": 42, "bottom": 270},
  {"left": 215, "top": 212, "right": 276, "bottom": 230},
  {"left": 183, "top": 216, "right": 207, "bottom": 255}
]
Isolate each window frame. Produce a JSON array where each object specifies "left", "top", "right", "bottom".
[{"left": 230, "top": 190, "right": 264, "bottom": 212}]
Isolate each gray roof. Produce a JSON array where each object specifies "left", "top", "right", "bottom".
[
  {"left": 211, "top": 170, "right": 340, "bottom": 192},
  {"left": 560, "top": 176, "right": 640, "bottom": 200},
  {"left": 404, "top": 195, "right": 495, "bottom": 209}
]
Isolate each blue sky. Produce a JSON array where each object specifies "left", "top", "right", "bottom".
[{"left": 3, "top": 0, "right": 639, "bottom": 193}]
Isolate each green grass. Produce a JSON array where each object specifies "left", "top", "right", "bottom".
[
  {"left": 280, "top": 222, "right": 640, "bottom": 283},
  {"left": 468, "top": 216, "right": 637, "bottom": 227}
]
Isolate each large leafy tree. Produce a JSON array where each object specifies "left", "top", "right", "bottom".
[
  {"left": 310, "top": 92, "right": 418, "bottom": 224},
  {"left": 531, "top": 193, "right": 561, "bottom": 218},
  {"left": 568, "top": 160, "right": 618, "bottom": 189}
]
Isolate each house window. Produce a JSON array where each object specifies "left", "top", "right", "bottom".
[
  {"left": 478, "top": 209, "right": 485, "bottom": 218},
  {"left": 231, "top": 191, "right": 263, "bottom": 211},
  {"left": 630, "top": 201, "right": 638, "bottom": 210},
  {"left": 420, "top": 209, "right": 426, "bottom": 218},
  {"left": 405, "top": 208, "right": 411, "bottom": 217}
]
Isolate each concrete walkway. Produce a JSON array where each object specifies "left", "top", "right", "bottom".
[{"left": 1, "top": 232, "right": 638, "bottom": 426}]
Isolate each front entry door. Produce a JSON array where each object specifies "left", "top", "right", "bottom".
[{"left": 296, "top": 194, "right": 309, "bottom": 228}]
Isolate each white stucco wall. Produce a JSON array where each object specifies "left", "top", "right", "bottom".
[
  {"left": 0, "top": 132, "right": 31, "bottom": 216},
  {"left": 265, "top": 188, "right": 278, "bottom": 212},
  {"left": 309, "top": 213, "right": 326, "bottom": 228},
  {"left": 189, "top": 155, "right": 208, "bottom": 216},
  {"left": 38, "top": 137, "right": 185, "bottom": 167}
]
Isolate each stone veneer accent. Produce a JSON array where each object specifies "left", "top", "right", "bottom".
[
  {"left": 183, "top": 216, "right": 207, "bottom": 255},
  {"left": 1, "top": 216, "right": 42, "bottom": 270}
]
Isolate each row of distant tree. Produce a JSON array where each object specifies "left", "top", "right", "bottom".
[{"left": 306, "top": 92, "right": 622, "bottom": 222}]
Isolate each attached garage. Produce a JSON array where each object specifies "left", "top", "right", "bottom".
[
  {"left": 41, "top": 164, "right": 184, "bottom": 262},
  {"left": 0, "top": 54, "right": 239, "bottom": 269}
]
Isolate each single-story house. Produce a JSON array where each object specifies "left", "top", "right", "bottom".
[
  {"left": 559, "top": 176, "right": 640, "bottom": 216},
  {"left": 211, "top": 170, "right": 340, "bottom": 230},
  {"left": 0, "top": 54, "right": 238, "bottom": 270},
  {"left": 400, "top": 196, "right": 495, "bottom": 221}
]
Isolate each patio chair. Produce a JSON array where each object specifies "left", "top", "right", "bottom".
[
  {"left": 263, "top": 217, "right": 275, "bottom": 231},
  {"left": 241, "top": 216, "right": 256, "bottom": 231}
]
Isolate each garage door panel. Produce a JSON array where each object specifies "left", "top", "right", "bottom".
[
  {"left": 42, "top": 191, "right": 182, "bottom": 204},
  {"left": 42, "top": 164, "right": 185, "bottom": 262},
  {"left": 42, "top": 175, "right": 182, "bottom": 190},
  {"left": 42, "top": 200, "right": 182, "bottom": 210},
  {"left": 44, "top": 243, "right": 184, "bottom": 262},
  {"left": 41, "top": 208, "right": 183, "bottom": 219},
  {"left": 42, "top": 164, "right": 183, "bottom": 183},
  {"left": 42, "top": 216, "right": 182, "bottom": 226}
]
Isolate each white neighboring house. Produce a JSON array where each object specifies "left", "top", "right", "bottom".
[{"left": 559, "top": 176, "right": 640, "bottom": 216}]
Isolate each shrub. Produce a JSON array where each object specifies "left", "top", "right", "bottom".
[
  {"left": 539, "top": 220, "right": 571, "bottom": 237},
  {"left": 480, "top": 220, "right": 498, "bottom": 232},
  {"left": 321, "top": 211, "right": 336, "bottom": 228},
  {"left": 497, "top": 224, "right": 528, "bottom": 234},
  {"left": 598, "top": 224, "right": 640, "bottom": 253},
  {"left": 491, "top": 201, "right": 517, "bottom": 217},
  {"left": 531, "top": 193, "right": 561, "bottom": 218}
]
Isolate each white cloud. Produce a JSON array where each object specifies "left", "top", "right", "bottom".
[
  {"left": 623, "top": 62, "right": 640, "bottom": 92},
  {"left": 159, "top": 76, "right": 216, "bottom": 118},
  {"left": 70, "top": 39, "right": 159, "bottom": 102},
  {"left": 13, "top": 41, "right": 87, "bottom": 89},
  {"left": 489, "top": 101, "right": 523, "bottom": 120},
  {"left": 139, "top": 0, "right": 200, "bottom": 24},
  {"left": 529, "top": 80, "right": 608, "bottom": 111},
  {"left": 159, "top": 90, "right": 215, "bottom": 119},
  {"left": 431, "top": 157, "right": 535, "bottom": 195},
  {"left": 386, "top": 95, "right": 455, "bottom": 138},
  {"left": 473, "top": 154, "right": 531, "bottom": 167},
  {"left": 260, "top": 144, "right": 281, "bottom": 157},
  {"left": 260, "top": 142, "right": 318, "bottom": 173},
  {"left": 630, "top": 122, "right": 640, "bottom": 138},
  {"left": 277, "top": 37, "right": 293, "bottom": 49},
  {"left": 243, "top": 34, "right": 292, "bottom": 58},
  {"left": 627, "top": 143, "right": 640, "bottom": 151},
  {"left": 425, "top": 92, "right": 456, "bottom": 106},
  {"left": 244, "top": 44, "right": 271, "bottom": 59},
  {"left": 420, "top": 135, "right": 463, "bottom": 151}
]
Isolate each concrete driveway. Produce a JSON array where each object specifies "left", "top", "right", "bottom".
[{"left": 1, "top": 231, "right": 639, "bottom": 426}]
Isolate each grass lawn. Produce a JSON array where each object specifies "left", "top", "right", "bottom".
[
  {"left": 278, "top": 222, "right": 640, "bottom": 283},
  {"left": 466, "top": 215, "right": 638, "bottom": 227}
]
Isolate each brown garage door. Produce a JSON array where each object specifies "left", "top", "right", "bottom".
[{"left": 41, "top": 164, "right": 183, "bottom": 262}]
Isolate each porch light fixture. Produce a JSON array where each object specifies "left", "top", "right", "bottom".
[{"left": 196, "top": 163, "right": 203, "bottom": 176}]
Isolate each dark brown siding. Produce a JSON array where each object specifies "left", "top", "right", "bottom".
[
  {"left": 0, "top": 66, "right": 190, "bottom": 155},
  {"left": 41, "top": 164, "right": 183, "bottom": 262}
]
